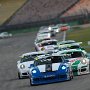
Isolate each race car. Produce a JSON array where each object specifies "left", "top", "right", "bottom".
[
  {"left": 57, "top": 49, "right": 90, "bottom": 76},
  {"left": 17, "top": 51, "right": 47, "bottom": 79},
  {"left": 48, "top": 25, "right": 60, "bottom": 33},
  {"left": 35, "top": 39, "right": 58, "bottom": 51},
  {"left": 36, "top": 30, "right": 51, "bottom": 40},
  {"left": 28, "top": 55, "right": 73, "bottom": 85},
  {"left": 34, "top": 38, "right": 51, "bottom": 50},
  {"left": 0, "top": 32, "right": 12, "bottom": 38},
  {"left": 38, "top": 27, "right": 56, "bottom": 37},
  {"left": 35, "top": 33, "right": 51, "bottom": 45}
]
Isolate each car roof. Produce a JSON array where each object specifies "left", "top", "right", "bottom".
[
  {"left": 59, "top": 49, "right": 82, "bottom": 53},
  {"left": 40, "top": 39, "right": 57, "bottom": 44},
  {"left": 59, "top": 42, "right": 80, "bottom": 47},
  {"left": 21, "top": 51, "right": 45, "bottom": 57}
]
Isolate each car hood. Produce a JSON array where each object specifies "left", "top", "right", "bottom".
[
  {"left": 37, "top": 63, "right": 61, "bottom": 72},
  {"left": 68, "top": 57, "right": 89, "bottom": 65}
]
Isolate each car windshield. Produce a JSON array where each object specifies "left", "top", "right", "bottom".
[
  {"left": 63, "top": 51, "right": 83, "bottom": 59},
  {"left": 59, "top": 41, "right": 75, "bottom": 45},
  {"left": 53, "top": 27, "right": 58, "bottom": 29},
  {"left": 40, "top": 31, "right": 49, "bottom": 34},
  {"left": 69, "top": 45, "right": 80, "bottom": 49},
  {"left": 21, "top": 56, "right": 34, "bottom": 63},
  {"left": 42, "top": 41, "right": 57, "bottom": 46},
  {"left": 59, "top": 45, "right": 81, "bottom": 50},
  {"left": 31, "top": 53, "right": 44, "bottom": 58},
  {"left": 35, "top": 56, "right": 63, "bottom": 66},
  {"left": 38, "top": 39, "right": 50, "bottom": 43}
]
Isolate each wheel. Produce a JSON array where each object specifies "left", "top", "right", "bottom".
[
  {"left": 18, "top": 72, "right": 22, "bottom": 79},
  {"left": 70, "top": 75, "right": 73, "bottom": 80},
  {"left": 30, "top": 78, "right": 34, "bottom": 86},
  {"left": 69, "top": 71, "right": 73, "bottom": 80},
  {"left": 35, "top": 47, "right": 37, "bottom": 51}
]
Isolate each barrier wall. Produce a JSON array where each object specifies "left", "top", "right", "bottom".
[{"left": 0, "top": 12, "right": 90, "bottom": 32}]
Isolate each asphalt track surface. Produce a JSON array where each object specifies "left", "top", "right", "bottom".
[{"left": 0, "top": 31, "right": 90, "bottom": 90}]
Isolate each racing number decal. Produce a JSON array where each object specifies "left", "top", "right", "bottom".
[
  {"left": 46, "top": 64, "right": 52, "bottom": 72},
  {"left": 72, "top": 60, "right": 80, "bottom": 76}
]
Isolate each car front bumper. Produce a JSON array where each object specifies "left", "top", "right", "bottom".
[
  {"left": 72, "top": 64, "right": 89, "bottom": 76},
  {"left": 30, "top": 72, "right": 71, "bottom": 85}
]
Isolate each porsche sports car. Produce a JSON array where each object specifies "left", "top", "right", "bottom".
[
  {"left": 0, "top": 32, "right": 12, "bottom": 38},
  {"left": 17, "top": 51, "right": 47, "bottom": 79},
  {"left": 35, "top": 39, "right": 58, "bottom": 51},
  {"left": 38, "top": 27, "right": 56, "bottom": 37},
  {"left": 48, "top": 25, "right": 60, "bottom": 33},
  {"left": 57, "top": 49, "right": 90, "bottom": 76},
  {"left": 35, "top": 33, "right": 51, "bottom": 46},
  {"left": 28, "top": 55, "right": 73, "bottom": 85},
  {"left": 36, "top": 31, "right": 51, "bottom": 40}
]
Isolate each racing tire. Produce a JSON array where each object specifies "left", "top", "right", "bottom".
[
  {"left": 18, "top": 72, "right": 22, "bottom": 79},
  {"left": 35, "top": 47, "right": 37, "bottom": 51},
  {"left": 70, "top": 75, "right": 73, "bottom": 80},
  {"left": 69, "top": 71, "right": 73, "bottom": 80},
  {"left": 30, "top": 78, "right": 34, "bottom": 86}
]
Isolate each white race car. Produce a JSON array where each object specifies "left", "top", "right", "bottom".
[
  {"left": 38, "top": 27, "right": 56, "bottom": 37},
  {"left": 56, "top": 49, "right": 90, "bottom": 76},
  {"left": 48, "top": 25, "right": 60, "bottom": 33},
  {"left": 35, "top": 32, "right": 51, "bottom": 44},
  {"left": 34, "top": 37, "right": 51, "bottom": 49},
  {"left": 36, "top": 29, "right": 51, "bottom": 39},
  {"left": 35, "top": 39, "right": 58, "bottom": 51},
  {"left": 17, "top": 51, "right": 46, "bottom": 79},
  {"left": 0, "top": 32, "right": 12, "bottom": 38}
]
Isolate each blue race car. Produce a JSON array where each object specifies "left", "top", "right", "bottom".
[{"left": 28, "top": 55, "right": 73, "bottom": 85}]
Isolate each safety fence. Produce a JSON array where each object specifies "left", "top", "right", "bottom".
[{"left": 0, "top": 13, "right": 90, "bottom": 32}]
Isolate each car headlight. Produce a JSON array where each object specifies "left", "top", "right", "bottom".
[
  {"left": 48, "top": 34, "right": 50, "bottom": 38},
  {"left": 20, "top": 64, "right": 25, "bottom": 69},
  {"left": 81, "top": 59, "right": 86, "bottom": 64},
  {"left": 48, "top": 27, "right": 52, "bottom": 31},
  {"left": 61, "top": 66, "right": 66, "bottom": 70},
  {"left": 56, "top": 29, "right": 59, "bottom": 32},
  {"left": 32, "top": 70, "right": 37, "bottom": 74},
  {"left": 41, "top": 47, "right": 45, "bottom": 51}
]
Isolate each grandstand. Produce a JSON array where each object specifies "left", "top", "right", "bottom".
[
  {"left": 0, "top": 0, "right": 26, "bottom": 25},
  {"left": 62, "top": 0, "right": 90, "bottom": 17},
  {"left": 5, "top": 0, "right": 79, "bottom": 26}
]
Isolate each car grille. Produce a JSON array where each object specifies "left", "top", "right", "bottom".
[
  {"left": 81, "top": 68, "right": 86, "bottom": 72},
  {"left": 33, "top": 75, "right": 66, "bottom": 81},
  {"left": 22, "top": 73, "right": 28, "bottom": 75}
]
